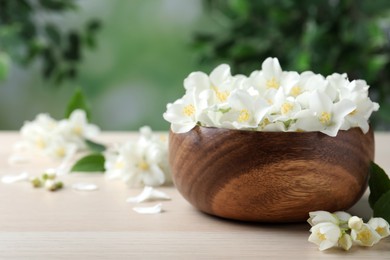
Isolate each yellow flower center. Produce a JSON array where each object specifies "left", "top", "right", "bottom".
[
  {"left": 159, "top": 135, "right": 167, "bottom": 142},
  {"left": 183, "top": 104, "right": 195, "bottom": 117},
  {"left": 317, "top": 231, "right": 327, "bottom": 241},
  {"left": 259, "top": 118, "right": 270, "bottom": 128},
  {"left": 115, "top": 161, "right": 125, "bottom": 169},
  {"left": 266, "top": 77, "right": 280, "bottom": 89},
  {"left": 317, "top": 231, "right": 326, "bottom": 241},
  {"left": 56, "top": 147, "right": 66, "bottom": 157},
  {"left": 290, "top": 86, "right": 302, "bottom": 97},
  {"left": 319, "top": 112, "right": 332, "bottom": 125},
  {"left": 356, "top": 229, "right": 372, "bottom": 243},
  {"left": 212, "top": 86, "right": 229, "bottom": 102},
  {"left": 238, "top": 109, "right": 250, "bottom": 123},
  {"left": 73, "top": 125, "right": 83, "bottom": 136},
  {"left": 376, "top": 226, "right": 386, "bottom": 236},
  {"left": 281, "top": 102, "right": 293, "bottom": 115},
  {"left": 36, "top": 138, "right": 46, "bottom": 149},
  {"left": 137, "top": 160, "right": 150, "bottom": 171}
]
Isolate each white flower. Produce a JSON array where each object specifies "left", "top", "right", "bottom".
[
  {"left": 341, "top": 96, "right": 379, "bottom": 133},
  {"left": 20, "top": 113, "right": 58, "bottom": 150},
  {"left": 333, "top": 211, "right": 351, "bottom": 229},
  {"left": 163, "top": 90, "right": 206, "bottom": 133},
  {"left": 308, "top": 222, "right": 341, "bottom": 251},
  {"left": 112, "top": 142, "right": 165, "bottom": 188},
  {"left": 333, "top": 211, "right": 352, "bottom": 223},
  {"left": 209, "top": 64, "right": 234, "bottom": 103},
  {"left": 219, "top": 89, "right": 269, "bottom": 129},
  {"left": 164, "top": 57, "right": 379, "bottom": 136},
  {"left": 336, "top": 79, "right": 379, "bottom": 133},
  {"left": 184, "top": 71, "right": 210, "bottom": 94},
  {"left": 308, "top": 211, "right": 339, "bottom": 226},
  {"left": 308, "top": 211, "right": 388, "bottom": 251},
  {"left": 295, "top": 90, "right": 356, "bottom": 136},
  {"left": 184, "top": 64, "right": 234, "bottom": 106},
  {"left": 58, "top": 109, "right": 100, "bottom": 148},
  {"left": 367, "top": 218, "right": 390, "bottom": 238},
  {"left": 44, "top": 136, "right": 78, "bottom": 159},
  {"left": 105, "top": 126, "right": 171, "bottom": 188},
  {"left": 348, "top": 216, "right": 363, "bottom": 230},
  {"left": 250, "top": 57, "right": 299, "bottom": 94},
  {"left": 268, "top": 87, "right": 301, "bottom": 124},
  {"left": 351, "top": 223, "right": 382, "bottom": 247},
  {"left": 18, "top": 110, "right": 100, "bottom": 160}
]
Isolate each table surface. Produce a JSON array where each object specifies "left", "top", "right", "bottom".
[{"left": 0, "top": 131, "right": 389, "bottom": 259}]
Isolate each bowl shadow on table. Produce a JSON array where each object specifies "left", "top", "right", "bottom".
[
  {"left": 188, "top": 203, "right": 309, "bottom": 233},
  {"left": 188, "top": 192, "right": 373, "bottom": 233},
  {"left": 188, "top": 197, "right": 390, "bottom": 255}
]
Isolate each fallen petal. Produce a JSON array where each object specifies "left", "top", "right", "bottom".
[
  {"left": 1, "top": 172, "right": 29, "bottom": 184},
  {"left": 72, "top": 182, "right": 98, "bottom": 191},
  {"left": 8, "top": 155, "right": 30, "bottom": 165},
  {"left": 133, "top": 203, "right": 163, "bottom": 214},
  {"left": 126, "top": 186, "right": 171, "bottom": 203}
]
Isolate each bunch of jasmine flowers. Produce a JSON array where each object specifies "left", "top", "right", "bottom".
[
  {"left": 308, "top": 211, "right": 389, "bottom": 251},
  {"left": 104, "top": 126, "right": 171, "bottom": 188},
  {"left": 17, "top": 109, "right": 100, "bottom": 159},
  {"left": 163, "top": 57, "right": 379, "bottom": 137}
]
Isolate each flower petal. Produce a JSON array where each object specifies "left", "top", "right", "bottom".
[
  {"left": 210, "top": 64, "right": 231, "bottom": 87},
  {"left": 72, "top": 182, "right": 98, "bottom": 191},
  {"left": 132, "top": 203, "right": 163, "bottom": 214},
  {"left": 7, "top": 155, "right": 30, "bottom": 165},
  {"left": 126, "top": 186, "right": 171, "bottom": 203},
  {"left": 1, "top": 172, "right": 29, "bottom": 184}
]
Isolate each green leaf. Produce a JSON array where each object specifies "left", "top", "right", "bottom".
[
  {"left": 65, "top": 88, "right": 91, "bottom": 121},
  {"left": 0, "top": 52, "right": 10, "bottom": 81},
  {"left": 70, "top": 153, "right": 105, "bottom": 173},
  {"left": 86, "top": 139, "right": 106, "bottom": 153},
  {"left": 368, "top": 161, "right": 390, "bottom": 208},
  {"left": 373, "top": 190, "right": 390, "bottom": 223}
]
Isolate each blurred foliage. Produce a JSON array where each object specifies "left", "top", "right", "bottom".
[
  {"left": 0, "top": 1, "right": 202, "bottom": 131},
  {"left": 0, "top": 51, "right": 9, "bottom": 80},
  {"left": 0, "top": 0, "right": 101, "bottom": 84},
  {"left": 193, "top": 0, "right": 390, "bottom": 129}
]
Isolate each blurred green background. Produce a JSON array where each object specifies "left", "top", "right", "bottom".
[{"left": 1, "top": 0, "right": 390, "bottom": 131}]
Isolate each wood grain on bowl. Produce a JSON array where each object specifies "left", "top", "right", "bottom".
[{"left": 169, "top": 126, "right": 374, "bottom": 222}]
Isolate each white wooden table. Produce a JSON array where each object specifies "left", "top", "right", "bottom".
[{"left": 0, "top": 132, "right": 389, "bottom": 259}]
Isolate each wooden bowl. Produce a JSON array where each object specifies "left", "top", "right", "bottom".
[{"left": 169, "top": 126, "right": 374, "bottom": 222}]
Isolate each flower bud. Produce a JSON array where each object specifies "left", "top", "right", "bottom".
[
  {"left": 30, "top": 177, "right": 42, "bottom": 188},
  {"left": 42, "top": 169, "right": 57, "bottom": 180},
  {"left": 45, "top": 180, "right": 63, "bottom": 191},
  {"left": 348, "top": 216, "right": 363, "bottom": 230},
  {"left": 45, "top": 180, "right": 56, "bottom": 191},
  {"left": 338, "top": 233, "right": 352, "bottom": 251}
]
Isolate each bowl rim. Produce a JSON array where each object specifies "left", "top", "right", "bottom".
[{"left": 170, "top": 125, "right": 369, "bottom": 137}]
